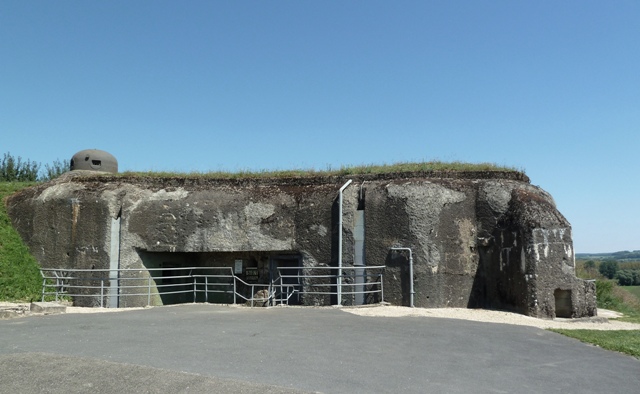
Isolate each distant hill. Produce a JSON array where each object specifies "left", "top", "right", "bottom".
[{"left": 576, "top": 250, "right": 640, "bottom": 261}]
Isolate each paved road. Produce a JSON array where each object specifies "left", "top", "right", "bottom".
[{"left": 0, "top": 304, "right": 638, "bottom": 393}]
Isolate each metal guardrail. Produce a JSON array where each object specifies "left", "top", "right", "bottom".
[
  {"left": 41, "top": 267, "right": 235, "bottom": 307},
  {"left": 275, "top": 266, "right": 385, "bottom": 304},
  {"left": 40, "top": 265, "right": 385, "bottom": 308}
]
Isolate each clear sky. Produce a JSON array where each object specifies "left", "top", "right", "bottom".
[{"left": 1, "top": 1, "right": 638, "bottom": 253}]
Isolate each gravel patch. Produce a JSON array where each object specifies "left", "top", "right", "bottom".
[
  {"left": 65, "top": 306, "right": 146, "bottom": 314},
  {"left": 3, "top": 302, "right": 639, "bottom": 330},
  {"left": 341, "top": 305, "right": 640, "bottom": 330}
]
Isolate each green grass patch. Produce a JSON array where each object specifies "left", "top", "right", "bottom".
[
  {"left": 623, "top": 286, "right": 640, "bottom": 301},
  {"left": 116, "top": 161, "right": 523, "bottom": 179},
  {"left": 549, "top": 329, "right": 640, "bottom": 359},
  {"left": 0, "top": 182, "right": 43, "bottom": 301},
  {"left": 551, "top": 279, "right": 640, "bottom": 358}
]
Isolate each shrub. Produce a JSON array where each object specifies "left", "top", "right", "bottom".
[
  {"left": 616, "top": 269, "right": 640, "bottom": 286},
  {"left": 0, "top": 182, "right": 42, "bottom": 301},
  {"left": 599, "top": 260, "right": 619, "bottom": 279},
  {"left": 0, "top": 153, "right": 40, "bottom": 182},
  {"left": 41, "top": 159, "right": 68, "bottom": 182},
  {"left": 595, "top": 279, "right": 623, "bottom": 309},
  {"left": 0, "top": 152, "right": 67, "bottom": 183}
]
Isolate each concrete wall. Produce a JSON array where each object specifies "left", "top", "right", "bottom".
[{"left": 6, "top": 171, "right": 596, "bottom": 318}]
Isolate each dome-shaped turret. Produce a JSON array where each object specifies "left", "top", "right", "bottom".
[{"left": 70, "top": 149, "right": 118, "bottom": 173}]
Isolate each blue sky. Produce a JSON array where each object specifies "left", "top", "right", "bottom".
[{"left": 1, "top": 1, "right": 638, "bottom": 253}]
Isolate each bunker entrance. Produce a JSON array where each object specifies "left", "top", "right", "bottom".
[
  {"left": 270, "top": 254, "right": 302, "bottom": 305},
  {"left": 554, "top": 289, "right": 573, "bottom": 318},
  {"left": 138, "top": 250, "right": 301, "bottom": 306}
]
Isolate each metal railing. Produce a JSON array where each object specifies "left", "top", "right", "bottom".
[
  {"left": 40, "top": 265, "right": 385, "bottom": 308},
  {"left": 274, "top": 266, "right": 385, "bottom": 305},
  {"left": 41, "top": 267, "right": 237, "bottom": 308}
]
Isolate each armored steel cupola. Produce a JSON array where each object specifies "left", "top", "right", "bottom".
[{"left": 70, "top": 149, "right": 118, "bottom": 173}]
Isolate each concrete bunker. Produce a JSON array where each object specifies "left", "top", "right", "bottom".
[{"left": 5, "top": 167, "right": 597, "bottom": 318}]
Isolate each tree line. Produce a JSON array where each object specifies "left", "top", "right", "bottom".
[
  {"left": 577, "top": 251, "right": 640, "bottom": 261},
  {"left": 0, "top": 152, "right": 67, "bottom": 182},
  {"left": 592, "top": 260, "right": 640, "bottom": 286}
]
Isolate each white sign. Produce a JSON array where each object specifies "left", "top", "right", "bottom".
[{"left": 234, "top": 260, "right": 243, "bottom": 274}]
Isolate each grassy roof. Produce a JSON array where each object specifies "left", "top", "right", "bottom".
[{"left": 115, "top": 161, "right": 523, "bottom": 180}]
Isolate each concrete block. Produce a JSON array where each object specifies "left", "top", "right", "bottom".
[
  {"left": 30, "top": 302, "right": 66, "bottom": 314},
  {"left": 0, "top": 311, "right": 21, "bottom": 319}
]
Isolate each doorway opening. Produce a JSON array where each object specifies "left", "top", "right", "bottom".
[
  {"left": 554, "top": 289, "right": 573, "bottom": 318},
  {"left": 270, "top": 254, "right": 302, "bottom": 305}
]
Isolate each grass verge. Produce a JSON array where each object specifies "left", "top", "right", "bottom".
[
  {"left": 0, "top": 182, "right": 43, "bottom": 301},
  {"left": 550, "top": 279, "right": 640, "bottom": 358},
  {"left": 549, "top": 329, "right": 640, "bottom": 359},
  {"left": 624, "top": 286, "right": 640, "bottom": 300}
]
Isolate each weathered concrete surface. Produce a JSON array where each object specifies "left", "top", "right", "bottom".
[
  {"left": 6, "top": 170, "right": 596, "bottom": 318},
  {"left": 29, "top": 302, "right": 67, "bottom": 314},
  {"left": 0, "top": 302, "right": 67, "bottom": 319}
]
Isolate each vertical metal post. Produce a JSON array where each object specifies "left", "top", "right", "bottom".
[
  {"left": 100, "top": 280, "right": 104, "bottom": 307},
  {"left": 41, "top": 276, "right": 46, "bottom": 302},
  {"left": 338, "top": 179, "right": 353, "bottom": 306},
  {"left": 233, "top": 274, "right": 237, "bottom": 305},
  {"left": 205, "top": 276, "right": 209, "bottom": 303},
  {"left": 409, "top": 253, "right": 414, "bottom": 308},
  {"left": 147, "top": 276, "right": 151, "bottom": 306},
  {"left": 391, "top": 247, "right": 414, "bottom": 307},
  {"left": 380, "top": 272, "right": 384, "bottom": 303},
  {"left": 109, "top": 217, "right": 121, "bottom": 308}
]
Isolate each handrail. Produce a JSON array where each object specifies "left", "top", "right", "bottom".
[
  {"left": 40, "top": 264, "right": 385, "bottom": 308},
  {"left": 273, "top": 265, "right": 385, "bottom": 305}
]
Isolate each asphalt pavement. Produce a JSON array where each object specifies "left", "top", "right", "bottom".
[{"left": 0, "top": 304, "right": 638, "bottom": 393}]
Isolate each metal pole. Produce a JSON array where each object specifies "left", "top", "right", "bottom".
[
  {"left": 233, "top": 275, "right": 237, "bottom": 305},
  {"left": 41, "top": 272, "right": 46, "bottom": 302},
  {"left": 391, "top": 247, "right": 414, "bottom": 307},
  {"left": 100, "top": 279, "right": 104, "bottom": 308},
  {"left": 380, "top": 272, "right": 384, "bottom": 303},
  {"left": 337, "top": 179, "right": 353, "bottom": 305},
  {"left": 148, "top": 276, "right": 151, "bottom": 306}
]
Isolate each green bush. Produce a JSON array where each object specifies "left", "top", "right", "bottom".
[
  {"left": 0, "top": 182, "right": 43, "bottom": 301},
  {"left": 41, "top": 158, "right": 67, "bottom": 182},
  {"left": 0, "top": 152, "right": 67, "bottom": 183},
  {"left": 0, "top": 153, "right": 40, "bottom": 182},
  {"left": 598, "top": 260, "right": 619, "bottom": 279},
  {"left": 616, "top": 269, "right": 640, "bottom": 286},
  {"left": 595, "top": 279, "right": 622, "bottom": 309}
]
